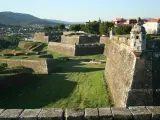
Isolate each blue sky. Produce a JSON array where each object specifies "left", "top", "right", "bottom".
[{"left": 0, "top": 0, "right": 159, "bottom": 22}]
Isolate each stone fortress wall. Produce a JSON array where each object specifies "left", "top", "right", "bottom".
[
  {"left": 104, "top": 36, "right": 154, "bottom": 107},
  {"left": 34, "top": 32, "right": 49, "bottom": 43},
  {"left": 48, "top": 42, "right": 76, "bottom": 56},
  {"left": 48, "top": 33, "right": 103, "bottom": 56},
  {"left": 0, "top": 107, "right": 160, "bottom": 120},
  {"left": 61, "top": 35, "right": 100, "bottom": 44},
  {"left": 48, "top": 42, "right": 104, "bottom": 56},
  {"left": 75, "top": 44, "right": 104, "bottom": 56},
  {"left": 0, "top": 58, "right": 54, "bottom": 74}
]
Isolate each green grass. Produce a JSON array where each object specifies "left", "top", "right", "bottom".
[{"left": 0, "top": 53, "right": 110, "bottom": 109}]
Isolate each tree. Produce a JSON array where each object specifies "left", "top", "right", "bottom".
[
  {"left": 44, "top": 26, "right": 53, "bottom": 32},
  {"left": 113, "top": 25, "right": 132, "bottom": 35},
  {"left": 69, "top": 24, "right": 81, "bottom": 31},
  {"left": 53, "top": 26, "right": 58, "bottom": 31},
  {"left": 85, "top": 21, "right": 100, "bottom": 34},
  {"left": 99, "top": 22, "right": 114, "bottom": 35},
  {"left": 80, "top": 24, "right": 86, "bottom": 31},
  {"left": 58, "top": 24, "right": 65, "bottom": 30}
]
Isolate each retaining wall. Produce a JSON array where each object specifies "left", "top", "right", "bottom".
[
  {"left": 0, "top": 58, "right": 54, "bottom": 74},
  {"left": 0, "top": 106, "right": 160, "bottom": 120}
]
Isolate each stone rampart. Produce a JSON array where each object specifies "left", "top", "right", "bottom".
[
  {"left": 101, "top": 36, "right": 131, "bottom": 56},
  {"left": 75, "top": 44, "right": 104, "bottom": 56},
  {"left": 61, "top": 35, "right": 100, "bottom": 44},
  {"left": 104, "top": 37, "right": 153, "bottom": 107},
  {"left": 0, "top": 58, "right": 54, "bottom": 74},
  {"left": 48, "top": 42, "right": 104, "bottom": 56},
  {"left": 34, "top": 32, "right": 49, "bottom": 43},
  {"left": 48, "top": 42, "right": 76, "bottom": 56},
  {"left": 61, "top": 35, "right": 80, "bottom": 44},
  {"left": 0, "top": 106, "right": 160, "bottom": 120}
]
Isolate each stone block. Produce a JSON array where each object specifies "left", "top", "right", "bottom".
[
  {"left": 129, "top": 106, "right": 151, "bottom": 120},
  {"left": 19, "top": 109, "right": 41, "bottom": 120},
  {"left": 38, "top": 109, "right": 63, "bottom": 120},
  {"left": 147, "top": 106, "right": 160, "bottom": 120},
  {"left": 0, "top": 110, "right": 4, "bottom": 115},
  {"left": 111, "top": 108, "right": 132, "bottom": 120},
  {"left": 98, "top": 108, "right": 112, "bottom": 120},
  {"left": 66, "top": 108, "right": 84, "bottom": 120},
  {"left": 85, "top": 108, "right": 98, "bottom": 120},
  {"left": 0, "top": 109, "right": 23, "bottom": 120}
]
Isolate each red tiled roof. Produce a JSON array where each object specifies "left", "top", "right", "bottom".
[
  {"left": 116, "top": 18, "right": 123, "bottom": 21},
  {"left": 147, "top": 19, "right": 160, "bottom": 23},
  {"left": 128, "top": 18, "right": 137, "bottom": 21}
]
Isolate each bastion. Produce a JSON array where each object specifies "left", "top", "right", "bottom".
[
  {"left": 48, "top": 42, "right": 104, "bottom": 56},
  {"left": 48, "top": 33, "right": 104, "bottom": 56},
  {"left": 61, "top": 34, "right": 100, "bottom": 44}
]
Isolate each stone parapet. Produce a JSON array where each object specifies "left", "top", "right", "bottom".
[{"left": 0, "top": 107, "right": 160, "bottom": 120}]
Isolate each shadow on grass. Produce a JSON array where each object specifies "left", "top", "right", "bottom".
[
  {"left": 0, "top": 73, "right": 77, "bottom": 109},
  {"left": 0, "top": 57, "right": 105, "bottom": 109},
  {"left": 53, "top": 58, "right": 105, "bottom": 73}
]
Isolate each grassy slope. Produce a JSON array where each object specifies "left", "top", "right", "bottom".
[{"left": 0, "top": 53, "right": 110, "bottom": 109}]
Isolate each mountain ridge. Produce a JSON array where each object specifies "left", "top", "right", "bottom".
[{"left": 0, "top": 11, "right": 83, "bottom": 25}]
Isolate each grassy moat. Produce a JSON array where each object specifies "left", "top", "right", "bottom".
[{"left": 0, "top": 53, "right": 110, "bottom": 109}]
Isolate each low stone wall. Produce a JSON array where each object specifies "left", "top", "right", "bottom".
[
  {"left": 48, "top": 42, "right": 76, "bottom": 56},
  {"left": 0, "top": 106, "right": 159, "bottom": 120},
  {"left": 75, "top": 44, "right": 104, "bottom": 56},
  {"left": 61, "top": 35, "right": 100, "bottom": 44},
  {"left": 0, "top": 58, "right": 54, "bottom": 74}
]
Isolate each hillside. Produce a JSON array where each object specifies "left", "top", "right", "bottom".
[{"left": 0, "top": 12, "right": 58, "bottom": 25}]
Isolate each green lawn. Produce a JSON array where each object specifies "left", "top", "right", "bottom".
[{"left": 0, "top": 53, "right": 110, "bottom": 109}]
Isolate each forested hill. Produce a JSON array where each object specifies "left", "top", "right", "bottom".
[{"left": 0, "top": 12, "right": 59, "bottom": 25}]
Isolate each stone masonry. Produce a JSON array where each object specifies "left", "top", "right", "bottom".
[
  {"left": 104, "top": 36, "right": 154, "bottom": 107},
  {"left": 0, "top": 107, "right": 160, "bottom": 120},
  {"left": 48, "top": 42, "right": 104, "bottom": 56},
  {"left": 0, "top": 58, "right": 54, "bottom": 74},
  {"left": 34, "top": 32, "right": 49, "bottom": 43},
  {"left": 61, "top": 35, "right": 100, "bottom": 44}
]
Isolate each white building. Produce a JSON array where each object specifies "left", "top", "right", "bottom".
[{"left": 143, "top": 19, "right": 160, "bottom": 34}]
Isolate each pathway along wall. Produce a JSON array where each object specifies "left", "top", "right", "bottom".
[
  {"left": 104, "top": 37, "right": 153, "bottom": 107},
  {"left": 0, "top": 107, "right": 160, "bottom": 120},
  {"left": 0, "top": 58, "right": 54, "bottom": 74}
]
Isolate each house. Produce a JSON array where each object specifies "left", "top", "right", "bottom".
[
  {"left": 125, "top": 19, "right": 137, "bottom": 25},
  {"left": 112, "top": 18, "right": 126, "bottom": 25},
  {"left": 143, "top": 18, "right": 160, "bottom": 34}
]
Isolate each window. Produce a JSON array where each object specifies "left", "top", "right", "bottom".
[{"left": 136, "top": 36, "right": 139, "bottom": 39}]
